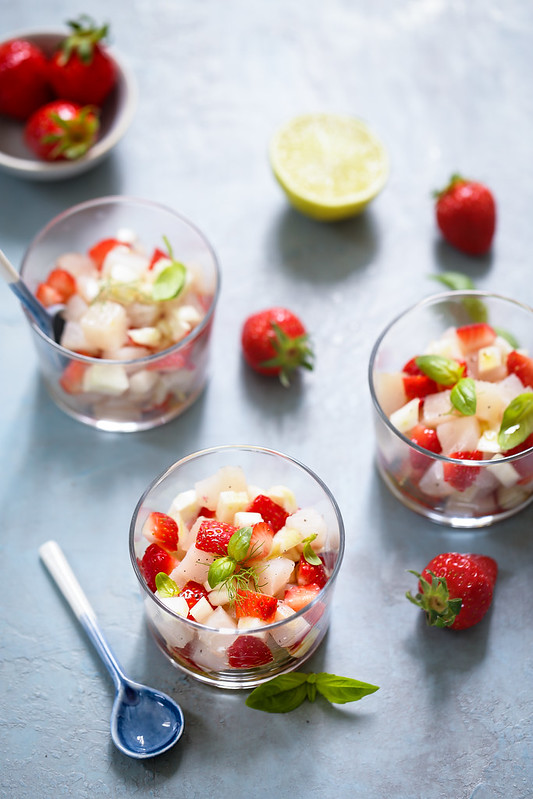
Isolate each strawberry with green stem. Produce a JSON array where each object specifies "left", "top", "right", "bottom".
[
  {"left": 49, "top": 15, "right": 117, "bottom": 106},
  {"left": 24, "top": 100, "right": 99, "bottom": 161},
  {"left": 434, "top": 174, "right": 496, "bottom": 256},
  {"left": 406, "top": 552, "right": 497, "bottom": 630},
  {"left": 241, "top": 307, "right": 314, "bottom": 387}
]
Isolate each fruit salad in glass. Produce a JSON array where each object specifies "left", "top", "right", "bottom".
[
  {"left": 130, "top": 446, "right": 344, "bottom": 688},
  {"left": 20, "top": 197, "right": 219, "bottom": 431},
  {"left": 369, "top": 292, "right": 533, "bottom": 527}
]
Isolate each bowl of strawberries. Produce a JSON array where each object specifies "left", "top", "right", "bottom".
[
  {"left": 0, "top": 16, "right": 137, "bottom": 180},
  {"left": 129, "top": 445, "right": 345, "bottom": 688},
  {"left": 369, "top": 291, "right": 533, "bottom": 528}
]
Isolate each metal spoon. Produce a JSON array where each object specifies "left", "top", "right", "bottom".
[
  {"left": 0, "top": 248, "right": 65, "bottom": 341},
  {"left": 39, "top": 540, "right": 185, "bottom": 759}
]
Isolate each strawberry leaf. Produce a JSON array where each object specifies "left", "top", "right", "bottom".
[
  {"left": 450, "top": 377, "right": 476, "bottom": 416},
  {"left": 498, "top": 393, "right": 533, "bottom": 450}
]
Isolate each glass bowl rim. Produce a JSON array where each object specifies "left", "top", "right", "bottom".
[
  {"left": 368, "top": 289, "right": 533, "bottom": 465},
  {"left": 129, "top": 443, "right": 346, "bottom": 634},
  {"left": 19, "top": 194, "right": 221, "bottom": 363}
]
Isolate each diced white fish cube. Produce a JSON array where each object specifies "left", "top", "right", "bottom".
[
  {"left": 82, "top": 363, "right": 129, "bottom": 396},
  {"left": 390, "top": 398, "right": 420, "bottom": 435}
]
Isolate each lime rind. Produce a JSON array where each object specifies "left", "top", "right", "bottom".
[{"left": 269, "top": 113, "right": 389, "bottom": 221}]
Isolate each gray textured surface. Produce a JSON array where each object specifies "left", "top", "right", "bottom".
[{"left": 1, "top": 1, "right": 532, "bottom": 797}]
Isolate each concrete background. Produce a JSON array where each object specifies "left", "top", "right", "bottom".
[{"left": 0, "top": 1, "right": 532, "bottom": 797}]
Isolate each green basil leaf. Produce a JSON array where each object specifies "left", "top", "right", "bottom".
[
  {"left": 462, "top": 296, "right": 489, "bottom": 324},
  {"left": 498, "top": 393, "right": 533, "bottom": 450},
  {"left": 152, "top": 261, "right": 187, "bottom": 301},
  {"left": 227, "top": 527, "right": 253, "bottom": 562},
  {"left": 315, "top": 673, "right": 380, "bottom": 704},
  {"left": 155, "top": 572, "right": 180, "bottom": 597},
  {"left": 430, "top": 272, "right": 488, "bottom": 322},
  {"left": 245, "top": 673, "right": 309, "bottom": 713},
  {"left": 302, "top": 534, "right": 321, "bottom": 566},
  {"left": 450, "top": 377, "right": 477, "bottom": 416},
  {"left": 431, "top": 271, "right": 475, "bottom": 291},
  {"left": 415, "top": 355, "right": 464, "bottom": 386},
  {"left": 208, "top": 556, "right": 236, "bottom": 589},
  {"left": 494, "top": 327, "right": 520, "bottom": 349}
]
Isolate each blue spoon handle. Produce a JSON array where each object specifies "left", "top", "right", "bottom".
[
  {"left": 0, "top": 247, "right": 55, "bottom": 337},
  {"left": 39, "top": 540, "right": 127, "bottom": 693}
]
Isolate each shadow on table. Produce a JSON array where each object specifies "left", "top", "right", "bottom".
[
  {"left": 432, "top": 238, "right": 493, "bottom": 283},
  {"left": 267, "top": 205, "right": 381, "bottom": 284},
  {"left": 0, "top": 152, "right": 125, "bottom": 252}
]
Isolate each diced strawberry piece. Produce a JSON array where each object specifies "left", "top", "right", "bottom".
[
  {"left": 235, "top": 589, "right": 278, "bottom": 622},
  {"left": 197, "top": 506, "right": 216, "bottom": 519},
  {"left": 507, "top": 350, "right": 533, "bottom": 389},
  {"left": 403, "top": 374, "right": 438, "bottom": 400},
  {"left": 246, "top": 494, "right": 289, "bottom": 532},
  {"left": 403, "top": 357, "right": 423, "bottom": 375},
  {"left": 36, "top": 282, "right": 63, "bottom": 307},
  {"left": 284, "top": 583, "right": 321, "bottom": 612},
  {"left": 180, "top": 581, "right": 211, "bottom": 619},
  {"left": 146, "top": 344, "right": 195, "bottom": 373},
  {"left": 296, "top": 554, "right": 327, "bottom": 588},
  {"left": 227, "top": 635, "right": 273, "bottom": 667},
  {"left": 442, "top": 450, "right": 484, "bottom": 491},
  {"left": 148, "top": 247, "right": 167, "bottom": 269},
  {"left": 142, "top": 511, "right": 179, "bottom": 550},
  {"left": 139, "top": 543, "right": 176, "bottom": 593},
  {"left": 59, "top": 360, "right": 87, "bottom": 394},
  {"left": 195, "top": 519, "right": 237, "bottom": 556},
  {"left": 245, "top": 521, "right": 274, "bottom": 563},
  {"left": 88, "top": 237, "right": 124, "bottom": 270},
  {"left": 46, "top": 268, "right": 76, "bottom": 301},
  {"left": 456, "top": 322, "right": 496, "bottom": 354},
  {"left": 409, "top": 424, "right": 442, "bottom": 470}
]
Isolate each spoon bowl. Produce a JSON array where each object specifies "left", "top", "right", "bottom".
[
  {"left": 39, "top": 540, "right": 185, "bottom": 759},
  {"left": 0, "top": 247, "right": 65, "bottom": 341}
]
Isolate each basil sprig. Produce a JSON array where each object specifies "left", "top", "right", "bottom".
[
  {"left": 498, "top": 393, "right": 533, "bottom": 450},
  {"left": 245, "top": 672, "right": 379, "bottom": 713},
  {"left": 207, "top": 527, "right": 257, "bottom": 592},
  {"left": 415, "top": 354, "right": 464, "bottom": 386},
  {"left": 152, "top": 236, "right": 187, "bottom": 301},
  {"left": 494, "top": 327, "right": 520, "bottom": 349},
  {"left": 450, "top": 377, "right": 476, "bottom": 416},
  {"left": 302, "top": 534, "right": 321, "bottom": 566}
]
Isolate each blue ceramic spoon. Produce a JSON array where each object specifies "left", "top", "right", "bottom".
[{"left": 39, "top": 540, "right": 185, "bottom": 759}]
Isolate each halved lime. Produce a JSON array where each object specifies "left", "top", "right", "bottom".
[{"left": 269, "top": 113, "right": 389, "bottom": 222}]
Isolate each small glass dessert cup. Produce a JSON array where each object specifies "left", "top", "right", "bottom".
[
  {"left": 369, "top": 291, "right": 533, "bottom": 528},
  {"left": 129, "top": 445, "right": 345, "bottom": 689},
  {"left": 20, "top": 196, "right": 220, "bottom": 432}
]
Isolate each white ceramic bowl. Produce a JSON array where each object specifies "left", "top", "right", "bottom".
[{"left": 0, "top": 29, "right": 137, "bottom": 181}]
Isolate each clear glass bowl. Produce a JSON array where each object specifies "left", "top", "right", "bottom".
[
  {"left": 369, "top": 291, "right": 533, "bottom": 528},
  {"left": 129, "top": 445, "right": 345, "bottom": 689},
  {"left": 20, "top": 196, "right": 220, "bottom": 432}
]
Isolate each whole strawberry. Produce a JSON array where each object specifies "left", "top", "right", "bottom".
[
  {"left": 48, "top": 16, "right": 117, "bottom": 106},
  {"left": 24, "top": 100, "right": 99, "bottom": 161},
  {"left": 241, "top": 307, "right": 314, "bottom": 387},
  {"left": 406, "top": 552, "right": 497, "bottom": 630},
  {"left": 0, "top": 38, "right": 50, "bottom": 120},
  {"left": 435, "top": 174, "right": 496, "bottom": 256}
]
